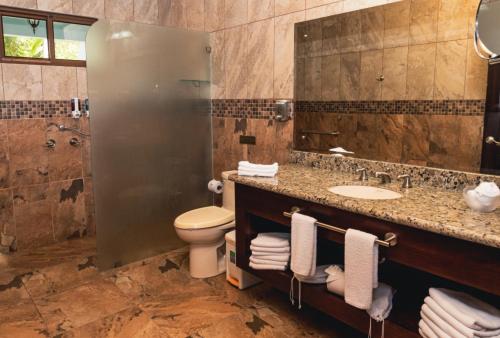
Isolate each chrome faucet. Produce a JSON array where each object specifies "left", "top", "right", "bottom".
[
  {"left": 356, "top": 168, "right": 368, "bottom": 181},
  {"left": 397, "top": 174, "right": 412, "bottom": 189},
  {"left": 375, "top": 172, "right": 391, "bottom": 184}
]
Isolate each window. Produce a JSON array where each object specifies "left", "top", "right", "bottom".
[{"left": 0, "top": 6, "right": 97, "bottom": 66}]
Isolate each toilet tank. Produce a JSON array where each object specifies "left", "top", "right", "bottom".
[{"left": 221, "top": 171, "right": 237, "bottom": 211}]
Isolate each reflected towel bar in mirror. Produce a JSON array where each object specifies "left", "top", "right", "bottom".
[{"left": 282, "top": 207, "right": 398, "bottom": 248}]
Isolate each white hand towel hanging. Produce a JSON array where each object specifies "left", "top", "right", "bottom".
[{"left": 344, "top": 229, "right": 379, "bottom": 310}]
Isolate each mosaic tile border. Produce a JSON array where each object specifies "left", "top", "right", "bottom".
[
  {"left": 295, "top": 100, "right": 486, "bottom": 116},
  {"left": 289, "top": 150, "right": 500, "bottom": 191},
  {"left": 211, "top": 99, "right": 277, "bottom": 119},
  {"left": 0, "top": 100, "right": 75, "bottom": 119}
]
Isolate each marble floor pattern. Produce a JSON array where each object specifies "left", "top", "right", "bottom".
[{"left": 0, "top": 238, "right": 363, "bottom": 338}]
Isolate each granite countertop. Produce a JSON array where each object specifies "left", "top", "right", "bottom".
[{"left": 230, "top": 164, "right": 500, "bottom": 249}]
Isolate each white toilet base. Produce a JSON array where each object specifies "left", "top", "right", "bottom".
[{"left": 189, "top": 238, "right": 226, "bottom": 278}]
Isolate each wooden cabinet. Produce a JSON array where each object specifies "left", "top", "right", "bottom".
[{"left": 235, "top": 183, "right": 500, "bottom": 337}]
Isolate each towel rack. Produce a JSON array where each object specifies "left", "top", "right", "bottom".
[{"left": 282, "top": 207, "right": 398, "bottom": 248}]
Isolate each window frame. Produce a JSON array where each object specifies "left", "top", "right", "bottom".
[{"left": 0, "top": 5, "right": 97, "bottom": 67}]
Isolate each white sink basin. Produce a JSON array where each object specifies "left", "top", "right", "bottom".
[{"left": 328, "top": 185, "right": 402, "bottom": 200}]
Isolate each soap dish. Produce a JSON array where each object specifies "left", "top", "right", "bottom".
[{"left": 463, "top": 186, "right": 499, "bottom": 213}]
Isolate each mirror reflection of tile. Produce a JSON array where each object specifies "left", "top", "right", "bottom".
[{"left": 294, "top": 0, "right": 487, "bottom": 173}]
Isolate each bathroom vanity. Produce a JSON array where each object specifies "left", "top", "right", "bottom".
[{"left": 231, "top": 165, "right": 500, "bottom": 338}]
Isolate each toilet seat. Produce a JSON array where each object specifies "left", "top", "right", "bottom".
[{"left": 174, "top": 206, "right": 235, "bottom": 230}]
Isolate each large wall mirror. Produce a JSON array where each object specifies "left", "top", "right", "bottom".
[{"left": 293, "top": 0, "right": 500, "bottom": 175}]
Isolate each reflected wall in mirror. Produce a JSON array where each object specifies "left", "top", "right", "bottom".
[
  {"left": 293, "top": 0, "right": 492, "bottom": 173},
  {"left": 475, "top": 0, "right": 500, "bottom": 61}
]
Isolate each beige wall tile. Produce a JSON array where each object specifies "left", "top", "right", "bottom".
[
  {"left": 465, "top": 38, "right": 488, "bottom": 100},
  {"left": 360, "top": 6, "right": 384, "bottom": 51},
  {"left": 343, "top": 0, "right": 387, "bottom": 12},
  {"left": 275, "top": 11, "right": 305, "bottom": 98},
  {"left": 359, "top": 50, "right": 383, "bottom": 100},
  {"left": 0, "top": 0, "right": 36, "bottom": 8},
  {"left": 37, "top": 0, "right": 72, "bottom": 13},
  {"left": 247, "top": 18, "right": 274, "bottom": 98},
  {"left": 437, "top": 0, "right": 469, "bottom": 42},
  {"left": 159, "top": 0, "right": 186, "bottom": 27},
  {"left": 105, "top": 0, "right": 134, "bottom": 21},
  {"left": 383, "top": 0, "right": 410, "bottom": 48},
  {"left": 409, "top": 0, "right": 438, "bottom": 45},
  {"left": 224, "top": 25, "right": 247, "bottom": 98},
  {"left": 210, "top": 31, "right": 225, "bottom": 99},
  {"left": 406, "top": 43, "right": 436, "bottom": 100},
  {"left": 205, "top": 0, "right": 224, "bottom": 32},
  {"left": 381, "top": 46, "right": 408, "bottom": 100},
  {"left": 134, "top": 0, "right": 158, "bottom": 24},
  {"left": 339, "top": 52, "right": 361, "bottom": 100},
  {"left": 434, "top": 39, "right": 467, "bottom": 99},
  {"left": 305, "top": 2, "right": 343, "bottom": 20},
  {"left": 42, "top": 66, "right": 77, "bottom": 100},
  {"left": 225, "top": 0, "right": 247, "bottom": 28},
  {"left": 186, "top": 0, "right": 204, "bottom": 31},
  {"left": 73, "top": 0, "right": 105, "bottom": 18},
  {"left": 321, "top": 54, "right": 340, "bottom": 100},
  {"left": 306, "top": 0, "right": 340, "bottom": 8},
  {"left": 275, "top": 0, "right": 305, "bottom": 16},
  {"left": 77, "top": 68, "right": 88, "bottom": 98},
  {"left": 248, "top": 0, "right": 274, "bottom": 22},
  {"left": 3, "top": 64, "right": 42, "bottom": 100}
]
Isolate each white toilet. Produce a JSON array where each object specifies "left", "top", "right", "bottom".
[{"left": 174, "top": 171, "right": 236, "bottom": 278}]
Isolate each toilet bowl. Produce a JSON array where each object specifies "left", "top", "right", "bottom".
[{"left": 174, "top": 171, "right": 237, "bottom": 278}]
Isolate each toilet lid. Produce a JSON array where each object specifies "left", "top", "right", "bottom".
[{"left": 174, "top": 206, "right": 235, "bottom": 229}]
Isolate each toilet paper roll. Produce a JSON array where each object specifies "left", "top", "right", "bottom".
[{"left": 208, "top": 179, "right": 223, "bottom": 194}]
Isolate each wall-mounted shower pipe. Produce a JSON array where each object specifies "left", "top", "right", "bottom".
[{"left": 48, "top": 123, "right": 90, "bottom": 137}]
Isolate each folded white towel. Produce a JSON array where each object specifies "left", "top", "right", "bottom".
[
  {"left": 420, "top": 319, "right": 439, "bottom": 338},
  {"left": 238, "top": 161, "right": 278, "bottom": 170},
  {"left": 237, "top": 166, "right": 278, "bottom": 174},
  {"left": 250, "top": 245, "right": 290, "bottom": 254},
  {"left": 425, "top": 297, "right": 500, "bottom": 338},
  {"left": 238, "top": 169, "right": 277, "bottom": 178},
  {"left": 295, "top": 265, "right": 329, "bottom": 284},
  {"left": 429, "top": 288, "right": 500, "bottom": 330},
  {"left": 367, "top": 283, "right": 395, "bottom": 322},
  {"left": 326, "top": 265, "right": 345, "bottom": 296},
  {"left": 251, "top": 233, "right": 290, "bottom": 248},
  {"left": 290, "top": 213, "right": 317, "bottom": 278},
  {"left": 422, "top": 310, "right": 454, "bottom": 338},
  {"left": 250, "top": 256, "right": 289, "bottom": 266},
  {"left": 249, "top": 254, "right": 290, "bottom": 262},
  {"left": 249, "top": 261, "right": 287, "bottom": 271},
  {"left": 344, "top": 229, "right": 379, "bottom": 310}
]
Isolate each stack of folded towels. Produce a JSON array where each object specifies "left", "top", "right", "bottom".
[
  {"left": 238, "top": 161, "right": 279, "bottom": 178},
  {"left": 249, "top": 233, "right": 290, "bottom": 271},
  {"left": 419, "top": 288, "right": 500, "bottom": 338}
]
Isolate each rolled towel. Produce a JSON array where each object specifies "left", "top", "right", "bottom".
[
  {"left": 425, "top": 297, "right": 500, "bottom": 338},
  {"left": 326, "top": 265, "right": 345, "bottom": 296},
  {"left": 250, "top": 245, "right": 290, "bottom": 254},
  {"left": 251, "top": 233, "right": 290, "bottom": 248},
  {"left": 422, "top": 304, "right": 467, "bottom": 338},
  {"left": 249, "top": 254, "right": 290, "bottom": 262},
  {"left": 250, "top": 256, "right": 289, "bottom": 266},
  {"left": 421, "top": 310, "right": 454, "bottom": 338},
  {"left": 367, "top": 283, "right": 395, "bottom": 322},
  {"left": 249, "top": 261, "right": 287, "bottom": 271},
  {"left": 295, "top": 265, "right": 329, "bottom": 284},
  {"left": 429, "top": 288, "right": 500, "bottom": 331}
]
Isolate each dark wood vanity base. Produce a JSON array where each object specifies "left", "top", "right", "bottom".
[{"left": 235, "top": 183, "right": 500, "bottom": 337}]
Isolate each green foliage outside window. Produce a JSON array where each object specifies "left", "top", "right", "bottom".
[{"left": 3, "top": 35, "right": 47, "bottom": 58}]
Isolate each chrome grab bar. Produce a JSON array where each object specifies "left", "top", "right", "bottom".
[{"left": 282, "top": 207, "right": 398, "bottom": 248}]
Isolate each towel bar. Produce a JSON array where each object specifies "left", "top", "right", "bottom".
[{"left": 282, "top": 207, "right": 398, "bottom": 248}]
